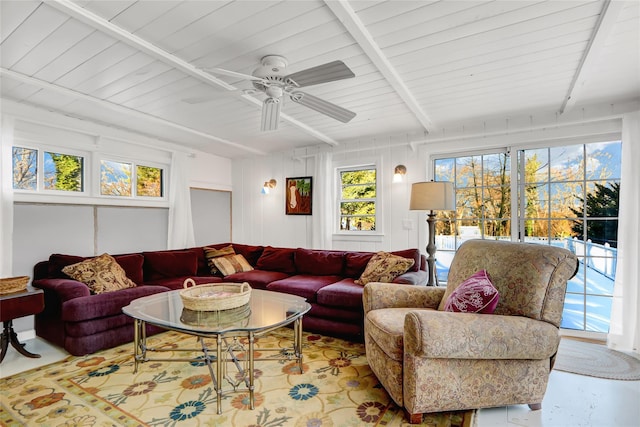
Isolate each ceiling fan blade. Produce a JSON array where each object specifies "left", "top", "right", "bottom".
[
  {"left": 289, "top": 91, "right": 356, "bottom": 123},
  {"left": 261, "top": 98, "right": 282, "bottom": 131},
  {"left": 206, "top": 67, "right": 263, "bottom": 82},
  {"left": 285, "top": 60, "right": 355, "bottom": 87}
]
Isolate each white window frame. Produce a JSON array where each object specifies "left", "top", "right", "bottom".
[
  {"left": 94, "top": 155, "right": 168, "bottom": 202},
  {"left": 12, "top": 140, "right": 89, "bottom": 197},
  {"left": 334, "top": 159, "right": 381, "bottom": 236}
]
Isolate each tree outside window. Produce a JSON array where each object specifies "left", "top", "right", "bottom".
[
  {"left": 339, "top": 168, "right": 376, "bottom": 231},
  {"left": 44, "top": 152, "right": 83, "bottom": 192},
  {"left": 12, "top": 147, "right": 37, "bottom": 190}
]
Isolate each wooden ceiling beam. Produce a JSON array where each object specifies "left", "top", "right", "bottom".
[{"left": 325, "top": 0, "right": 434, "bottom": 133}]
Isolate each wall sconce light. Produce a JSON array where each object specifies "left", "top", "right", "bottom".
[
  {"left": 261, "top": 179, "right": 277, "bottom": 194},
  {"left": 393, "top": 165, "right": 407, "bottom": 183}
]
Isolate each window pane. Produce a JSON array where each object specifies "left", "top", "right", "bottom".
[
  {"left": 455, "top": 156, "right": 481, "bottom": 188},
  {"left": 136, "top": 165, "right": 163, "bottom": 197},
  {"left": 483, "top": 153, "right": 510, "bottom": 187},
  {"left": 12, "top": 147, "right": 37, "bottom": 190},
  {"left": 550, "top": 144, "right": 583, "bottom": 181},
  {"left": 341, "top": 169, "right": 376, "bottom": 199},
  {"left": 100, "top": 160, "right": 132, "bottom": 196},
  {"left": 586, "top": 141, "right": 621, "bottom": 180},
  {"left": 524, "top": 148, "right": 548, "bottom": 184},
  {"left": 340, "top": 200, "right": 375, "bottom": 231},
  {"left": 44, "top": 151, "right": 83, "bottom": 192},
  {"left": 434, "top": 158, "right": 454, "bottom": 181}
]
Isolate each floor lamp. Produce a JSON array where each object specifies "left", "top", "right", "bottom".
[{"left": 410, "top": 181, "right": 455, "bottom": 286}]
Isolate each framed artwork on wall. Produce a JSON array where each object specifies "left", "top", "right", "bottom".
[{"left": 285, "top": 176, "right": 312, "bottom": 215}]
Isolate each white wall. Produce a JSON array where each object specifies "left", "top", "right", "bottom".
[
  {"left": 231, "top": 101, "right": 638, "bottom": 254},
  {"left": 232, "top": 135, "right": 427, "bottom": 252},
  {"left": 2, "top": 106, "right": 232, "bottom": 336}
]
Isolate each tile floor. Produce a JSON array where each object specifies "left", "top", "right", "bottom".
[{"left": 1, "top": 336, "right": 639, "bottom": 427}]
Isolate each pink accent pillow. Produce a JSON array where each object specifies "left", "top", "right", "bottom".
[{"left": 444, "top": 270, "right": 500, "bottom": 314}]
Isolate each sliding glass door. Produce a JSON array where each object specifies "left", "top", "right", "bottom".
[{"left": 433, "top": 140, "right": 621, "bottom": 333}]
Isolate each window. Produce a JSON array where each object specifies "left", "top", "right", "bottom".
[
  {"left": 13, "top": 146, "right": 84, "bottom": 192},
  {"left": 434, "top": 140, "right": 621, "bottom": 334},
  {"left": 338, "top": 167, "right": 377, "bottom": 231},
  {"left": 136, "top": 165, "right": 163, "bottom": 197},
  {"left": 100, "top": 160, "right": 164, "bottom": 198},
  {"left": 44, "top": 151, "right": 83, "bottom": 192},
  {"left": 11, "top": 144, "right": 166, "bottom": 201},
  {"left": 12, "top": 147, "right": 37, "bottom": 190},
  {"left": 100, "top": 160, "right": 132, "bottom": 196}
]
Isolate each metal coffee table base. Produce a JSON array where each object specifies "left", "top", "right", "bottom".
[{"left": 131, "top": 318, "right": 305, "bottom": 414}]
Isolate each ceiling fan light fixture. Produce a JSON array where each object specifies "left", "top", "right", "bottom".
[{"left": 261, "top": 98, "right": 281, "bottom": 131}]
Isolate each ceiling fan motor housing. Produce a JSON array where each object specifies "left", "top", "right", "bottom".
[{"left": 252, "top": 55, "right": 289, "bottom": 94}]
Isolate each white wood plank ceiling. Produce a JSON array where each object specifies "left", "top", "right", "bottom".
[{"left": 1, "top": 0, "right": 638, "bottom": 158}]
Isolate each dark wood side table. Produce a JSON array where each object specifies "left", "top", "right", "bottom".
[{"left": 0, "top": 287, "right": 44, "bottom": 362}]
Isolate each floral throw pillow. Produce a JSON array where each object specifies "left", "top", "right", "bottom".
[
  {"left": 354, "top": 251, "right": 415, "bottom": 286},
  {"left": 443, "top": 269, "right": 499, "bottom": 314},
  {"left": 204, "top": 245, "right": 236, "bottom": 275},
  {"left": 212, "top": 254, "right": 254, "bottom": 276},
  {"left": 62, "top": 253, "right": 137, "bottom": 294}
]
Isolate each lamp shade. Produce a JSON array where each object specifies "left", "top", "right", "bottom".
[{"left": 409, "top": 181, "right": 455, "bottom": 211}]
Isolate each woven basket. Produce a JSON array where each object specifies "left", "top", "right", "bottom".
[
  {"left": 181, "top": 303, "right": 251, "bottom": 328},
  {"left": 180, "top": 279, "right": 251, "bottom": 311},
  {"left": 0, "top": 276, "right": 29, "bottom": 295}
]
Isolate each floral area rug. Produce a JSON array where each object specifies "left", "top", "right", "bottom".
[{"left": 0, "top": 328, "right": 474, "bottom": 426}]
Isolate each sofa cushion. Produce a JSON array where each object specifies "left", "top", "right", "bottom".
[
  {"left": 316, "top": 278, "right": 365, "bottom": 309},
  {"left": 203, "top": 245, "right": 236, "bottom": 275},
  {"left": 60, "top": 285, "right": 167, "bottom": 322},
  {"left": 143, "top": 250, "right": 198, "bottom": 281},
  {"left": 355, "top": 252, "right": 415, "bottom": 285},
  {"left": 49, "top": 253, "right": 144, "bottom": 284},
  {"left": 49, "top": 254, "right": 85, "bottom": 278},
  {"left": 61, "top": 253, "right": 137, "bottom": 294},
  {"left": 230, "top": 244, "right": 264, "bottom": 266},
  {"left": 213, "top": 254, "right": 253, "bottom": 276},
  {"left": 295, "top": 248, "right": 344, "bottom": 276},
  {"left": 390, "top": 249, "right": 421, "bottom": 272},
  {"left": 267, "top": 275, "right": 342, "bottom": 302},
  {"left": 256, "top": 246, "right": 296, "bottom": 274},
  {"left": 443, "top": 269, "right": 500, "bottom": 314},
  {"left": 344, "top": 252, "right": 374, "bottom": 278},
  {"left": 224, "top": 270, "right": 290, "bottom": 290},
  {"left": 143, "top": 276, "right": 222, "bottom": 290}
]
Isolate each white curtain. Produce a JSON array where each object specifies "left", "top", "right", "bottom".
[
  {"left": 311, "top": 151, "right": 333, "bottom": 249},
  {"left": 607, "top": 111, "right": 640, "bottom": 355},
  {"left": 0, "top": 116, "right": 15, "bottom": 277},
  {"left": 167, "top": 151, "right": 195, "bottom": 249}
]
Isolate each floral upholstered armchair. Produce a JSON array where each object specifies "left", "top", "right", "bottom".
[{"left": 363, "top": 239, "right": 579, "bottom": 424}]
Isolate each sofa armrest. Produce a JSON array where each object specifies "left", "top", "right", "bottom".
[
  {"left": 363, "top": 282, "right": 445, "bottom": 313},
  {"left": 404, "top": 311, "right": 560, "bottom": 360},
  {"left": 392, "top": 270, "right": 428, "bottom": 285},
  {"left": 32, "top": 278, "right": 91, "bottom": 302}
]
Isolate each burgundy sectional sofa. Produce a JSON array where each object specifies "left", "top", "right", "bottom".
[{"left": 32, "top": 243, "right": 427, "bottom": 355}]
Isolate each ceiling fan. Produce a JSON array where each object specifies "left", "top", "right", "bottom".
[{"left": 208, "top": 55, "right": 356, "bottom": 131}]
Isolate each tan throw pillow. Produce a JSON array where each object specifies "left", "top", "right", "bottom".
[
  {"left": 212, "top": 254, "right": 254, "bottom": 276},
  {"left": 62, "top": 253, "right": 137, "bottom": 294},
  {"left": 204, "top": 245, "right": 236, "bottom": 275},
  {"left": 354, "top": 251, "right": 415, "bottom": 286}
]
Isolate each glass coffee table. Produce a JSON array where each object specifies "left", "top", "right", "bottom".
[{"left": 122, "top": 288, "right": 311, "bottom": 414}]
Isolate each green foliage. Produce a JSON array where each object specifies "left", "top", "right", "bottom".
[
  {"left": 340, "top": 169, "right": 376, "bottom": 230},
  {"left": 570, "top": 182, "right": 619, "bottom": 247},
  {"left": 48, "top": 154, "right": 82, "bottom": 191},
  {"left": 137, "top": 165, "right": 162, "bottom": 197}
]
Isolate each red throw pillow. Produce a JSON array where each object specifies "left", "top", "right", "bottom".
[{"left": 444, "top": 270, "right": 499, "bottom": 314}]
